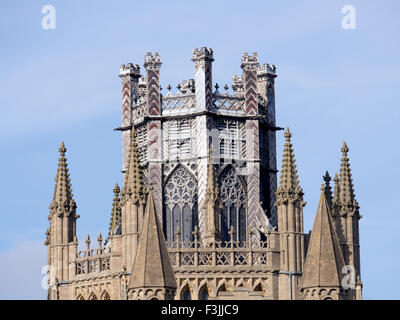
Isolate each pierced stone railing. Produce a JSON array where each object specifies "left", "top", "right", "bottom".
[
  {"left": 166, "top": 234, "right": 272, "bottom": 268},
  {"left": 212, "top": 92, "right": 245, "bottom": 113},
  {"left": 162, "top": 91, "right": 196, "bottom": 113},
  {"left": 74, "top": 246, "right": 112, "bottom": 276}
]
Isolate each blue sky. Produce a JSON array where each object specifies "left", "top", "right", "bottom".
[{"left": 0, "top": 0, "right": 399, "bottom": 299}]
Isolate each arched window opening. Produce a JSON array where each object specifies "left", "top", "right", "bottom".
[
  {"left": 199, "top": 285, "right": 210, "bottom": 300},
  {"left": 180, "top": 285, "right": 192, "bottom": 300},
  {"left": 164, "top": 166, "right": 198, "bottom": 244},
  {"left": 218, "top": 283, "right": 229, "bottom": 293},
  {"left": 218, "top": 166, "right": 247, "bottom": 243}
]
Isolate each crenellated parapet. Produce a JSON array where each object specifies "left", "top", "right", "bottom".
[{"left": 191, "top": 47, "right": 214, "bottom": 70}]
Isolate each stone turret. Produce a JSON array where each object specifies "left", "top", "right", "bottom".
[
  {"left": 46, "top": 142, "right": 79, "bottom": 298},
  {"left": 144, "top": 52, "right": 163, "bottom": 221},
  {"left": 119, "top": 63, "right": 141, "bottom": 173},
  {"left": 275, "top": 128, "right": 306, "bottom": 300}
]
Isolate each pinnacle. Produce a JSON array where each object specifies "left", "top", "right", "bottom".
[
  {"left": 283, "top": 127, "right": 292, "bottom": 139},
  {"left": 277, "top": 127, "right": 302, "bottom": 196},
  {"left": 123, "top": 127, "right": 143, "bottom": 203},
  {"left": 109, "top": 182, "right": 121, "bottom": 236},
  {"left": 333, "top": 173, "right": 340, "bottom": 205},
  {"left": 341, "top": 141, "right": 349, "bottom": 154},
  {"left": 323, "top": 171, "right": 333, "bottom": 208},
  {"left": 339, "top": 142, "right": 356, "bottom": 206},
  {"left": 50, "top": 142, "right": 75, "bottom": 213}
]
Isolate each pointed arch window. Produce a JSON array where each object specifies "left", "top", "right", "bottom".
[
  {"left": 199, "top": 285, "right": 210, "bottom": 300},
  {"left": 218, "top": 166, "right": 247, "bottom": 242},
  {"left": 164, "top": 165, "right": 198, "bottom": 243},
  {"left": 180, "top": 285, "right": 192, "bottom": 300}
]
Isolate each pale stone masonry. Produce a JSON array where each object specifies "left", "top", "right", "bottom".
[{"left": 45, "top": 48, "right": 363, "bottom": 300}]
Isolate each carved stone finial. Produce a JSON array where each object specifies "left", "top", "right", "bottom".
[
  {"left": 97, "top": 233, "right": 103, "bottom": 248},
  {"left": 86, "top": 234, "right": 91, "bottom": 249}
]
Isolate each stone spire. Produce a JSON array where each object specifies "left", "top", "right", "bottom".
[
  {"left": 323, "top": 171, "right": 333, "bottom": 209},
  {"left": 204, "top": 143, "right": 221, "bottom": 244},
  {"left": 49, "top": 142, "right": 77, "bottom": 217},
  {"left": 300, "top": 185, "right": 346, "bottom": 300},
  {"left": 128, "top": 188, "right": 177, "bottom": 300},
  {"left": 109, "top": 183, "right": 121, "bottom": 237},
  {"left": 276, "top": 127, "right": 303, "bottom": 202},
  {"left": 339, "top": 142, "right": 357, "bottom": 207},
  {"left": 122, "top": 127, "right": 143, "bottom": 203}
]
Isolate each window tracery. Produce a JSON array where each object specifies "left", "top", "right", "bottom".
[
  {"left": 218, "top": 166, "right": 247, "bottom": 242},
  {"left": 164, "top": 165, "right": 198, "bottom": 243}
]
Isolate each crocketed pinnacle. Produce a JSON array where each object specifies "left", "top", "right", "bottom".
[
  {"left": 276, "top": 128, "right": 303, "bottom": 200},
  {"left": 122, "top": 127, "right": 143, "bottom": 203},
  {"left": 109, "top": 183, "right": 121, "bottom": 236},
  {"left": 333, "top": 173, "right": 340, "bottom": 207},
  {"left": 339, "top": 142, "right": 356, "bottom": 206},
  {"left": 49, "top": 142, "right": 76, "bottom": 216},
  {"left": 323, "top": 171, "right": 333, "bottom": 208}
]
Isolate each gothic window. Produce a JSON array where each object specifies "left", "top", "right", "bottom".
[
  {"left": 180, "top": 285, "right": 192, "bottom": 300},
  {"left": 199, "top": 285, "right": 210, "bottom": 300},
  {"left": 218, "top": 165, "right": 247, "bottom": 242},
  {"left": 167, "top": 119, "right": 191, "bottom": 158},
  {"left": 217, "top": 119, "right": 244, "bottom": 159},
  {"left": 164, "top": 165, "right": 198, "bottom": 243}
]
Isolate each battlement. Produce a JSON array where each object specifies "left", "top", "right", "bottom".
[
  {"left": 191, "top": 47, "right": 214, "bottom": 62},
  {"left": 241, "top": 52, "right": 259, "bottom": 66},
  {"left": 119, "top": 63, "right": 140, "bottom": 77},
  {"left": 232, "top": 74, "right": 244, "bottom": 92},
  {"left": 144, "top": 52, "right": 162, "bottom": 69},
  {"left": 257, "top": 63, "right": 277, "bottom": 77}
]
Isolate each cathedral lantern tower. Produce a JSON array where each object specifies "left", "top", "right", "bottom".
[
  {"left": 117, "top": 47, "right": 279, "bottom": 245},
  {"left": 44, "top": 48, "right": 363, "bottom": 300}
]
